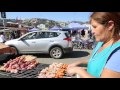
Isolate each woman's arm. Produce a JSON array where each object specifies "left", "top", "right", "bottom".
[
  {"left": 101, "top": 49, "right": 120, "bottom": 78},
  {"left": 101, "top": 68, "right": 120, "bottom": 78},
  {"left": 67, "top": 66, "right": 95, "bottom": 78},
  {"left": 67, "top": 59, "right": 89, "bottom": 77}
]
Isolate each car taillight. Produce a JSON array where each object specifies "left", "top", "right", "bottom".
[{"left": 64, "top": 38, "right": 71, "bottom": 41}]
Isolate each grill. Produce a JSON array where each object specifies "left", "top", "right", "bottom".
[
  {"left": 0, "top": 63, "right": 76, "bottom": 78},
  {"left": 0, "top": 63, "right": 49, "bottom": 78}
]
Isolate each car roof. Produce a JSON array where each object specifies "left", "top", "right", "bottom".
[{"left": 30, "top": 30, "right": 68, "bottom": 33}]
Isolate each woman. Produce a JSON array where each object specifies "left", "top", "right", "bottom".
[{"left": 67, "top": 12, "right": 120, "bottom": 78}]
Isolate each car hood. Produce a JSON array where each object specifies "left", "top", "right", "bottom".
[{"left": 5, "top": 39, "right": 19, "bottom": 45}]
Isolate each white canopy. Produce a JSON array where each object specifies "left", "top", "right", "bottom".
[
  {"left": 50, "top": 26, "right": 61, "bottom": 30},
  {"left": 28, "top": 28, "right": 39, "bottom": 32},
  {"left": 68, "top": 23, "right": 88, "bottom": 30}
]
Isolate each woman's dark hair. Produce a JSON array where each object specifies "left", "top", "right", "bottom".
[{"left": 90, "top": 12, "right": 120, "bottom": 38}]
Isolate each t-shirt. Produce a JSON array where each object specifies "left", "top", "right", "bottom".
[
  {"left": 105, "top": 49, "right": 120, "bottom": 72},
  {"left": 0, "top": 35, "right": 6, "bottom": 43}
]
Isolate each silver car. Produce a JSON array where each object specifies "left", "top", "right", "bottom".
[{"left": 5, "top": 30, "right": 73, "bottom": 59}]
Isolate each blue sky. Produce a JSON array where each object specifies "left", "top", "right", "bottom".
[{"left": 6, "top": 12, "right": 92, "bottom": 22}]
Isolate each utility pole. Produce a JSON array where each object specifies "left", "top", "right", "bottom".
[{"left": 3, "top": 18, "right": 5, "bottom": 30}]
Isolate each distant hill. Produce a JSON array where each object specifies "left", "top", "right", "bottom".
[{"left": 0, "top": 18, "right": 87, "bottom": 28}]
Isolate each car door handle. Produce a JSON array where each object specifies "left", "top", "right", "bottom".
[{"left": 32, "top": 42, "right": 36, "bottom": 43}]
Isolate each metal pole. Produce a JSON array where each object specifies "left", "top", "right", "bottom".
[
  {"left": 2, "top": 18, "right": 7, "bottom": 41},
  {"left": 3, "top": 18, "right": 5, "bottom": 30}
]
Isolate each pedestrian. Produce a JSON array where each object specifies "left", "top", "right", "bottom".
[
  {"left": 67, "top": 12, "right": 120, "bottom": 78},
  {"left": 10, "top": 32, "right": 15, "bottom": 39},
  {"left": 81, "top": 29, "right": 85, "bottom": 37},
  {"left": 0, "top": 32, "right": 6, "bottom": 43},
  {"left": 88, "top": 30, "right": 92, "bottom": 39}
]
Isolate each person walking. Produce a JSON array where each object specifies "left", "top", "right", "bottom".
[{"left": 0, "top": 32, "right": 6, "bottom": 43}]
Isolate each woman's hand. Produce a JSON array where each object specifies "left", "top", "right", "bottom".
[
  {"left": 67, "top": 66, "right": 82, "bottom": 76},
  {"left": 66, "top": 67, "right": 76, "bottom": 76},
  {"left": 67, "top": 66, "right": 88, "bottom": 77},
  {"left": 67, "top": 63, "right": 78, "bottom": 69}
]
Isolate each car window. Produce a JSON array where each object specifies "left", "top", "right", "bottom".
[
  {"left": 35, "top": 32, "right": 41, "bottom": 39},
  {"left": 22, "top": 32, "right": 37, "bottom": 40},
  {"left": 48, "top": 32, "right": 60, "bottom": 38},
  {"left": 39, "top": 32, "right": 46, "bottom": 38},
  {"left": 65, "top": 32, "right": 70, "bottom": 38},
  {"left": 49, "top": 32, "right": 54, "bottom": 38},
  {"left": 44, "top": 32, "right": 49, "bottom": 38},
  {"left": 34, "top": 32, "right": 48, "bottom": 39},
  {"left": 54, "top": 32, "right": 60, "bottom": 37},
  {"left": 21, "top": 32, "right": 61, "bottom": 40}
]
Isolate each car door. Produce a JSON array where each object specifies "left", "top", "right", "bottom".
[
  {"left": 34, "top": 32, "right": 51, "bottom": 52},
  {"left": 17, "top": 32, "right": 37, "bottom": 52}
]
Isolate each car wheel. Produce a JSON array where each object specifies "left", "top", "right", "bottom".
[
  {"left": 50, "top": 47, "right": 63, "bottom": 59},
  {"left": 10, "top": 46, "right": 19, "bottom": 56}
]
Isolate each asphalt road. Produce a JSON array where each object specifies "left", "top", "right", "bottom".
[
  {"left": 35, "top": 48, "right": 93, "bottom": 64},
  {"left": 0, "top": 49, "right": 93, "bottom": 65}
]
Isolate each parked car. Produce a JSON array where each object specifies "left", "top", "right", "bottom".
[{"left": 5, "top": 30, "right": 73, "bottom": 59}]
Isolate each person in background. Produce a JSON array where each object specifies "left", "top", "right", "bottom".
[
  {"left": 88, "top": 30, "right": 92, "bottom": 39},
  {"left": 81, "top": 29, "right": 85, "bottom": 37},
  {"left": 0, "top": 32, "right": 6, "bottom": 43},
  {"left": 10, "top": 32, "right": 15, "bottom": 39},
  {"left": 67, "top": 12, "right": 120, "bottom": 78}
]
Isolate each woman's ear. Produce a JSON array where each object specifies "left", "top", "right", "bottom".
[{"left": 107, "top": 20, "right": 114, "bottom": 31}]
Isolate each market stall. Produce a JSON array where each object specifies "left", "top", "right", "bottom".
[{"left": 0, "top": 55, "right": 74, "bottom": 78}]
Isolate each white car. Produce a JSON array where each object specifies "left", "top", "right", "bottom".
[{"left": 5, "top": 30, "right": 73, "bottom": 59}]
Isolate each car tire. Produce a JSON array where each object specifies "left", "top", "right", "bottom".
[
  {"left": 50, "top": 47, "right": 63, "bottom": 59},
  {"left": 10, "top": 46, "right": 19, "bottom": 56}
]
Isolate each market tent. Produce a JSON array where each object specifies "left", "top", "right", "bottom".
[
  {"left": 62, "top": 26, "right": 71, "bottom": 30},
  {"left": 68, "top": 23, "right": 81, "bottom": 28},
  {"left": 80, "top": 24, "right": 89, "bottom": 29},
  {"left": 28, "top": 28, "right": 39, "bottom": 32},
  {"left": 50, "top": 26, "right": 61, "bottom": 30},
  {"left": 68, "top": 23, "right": 88, "bottom": 30}
]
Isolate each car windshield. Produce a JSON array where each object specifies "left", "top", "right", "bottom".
[{"left": 22, "top": 32, "right": 36, "bottom": 40}]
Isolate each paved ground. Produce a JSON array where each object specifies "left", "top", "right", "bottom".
[
  {"left": 0, "top": 49, "right": 93, "bottom": 65},
  {"left": 35, "top": 48, "right": 93, "bottom": 64}
]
